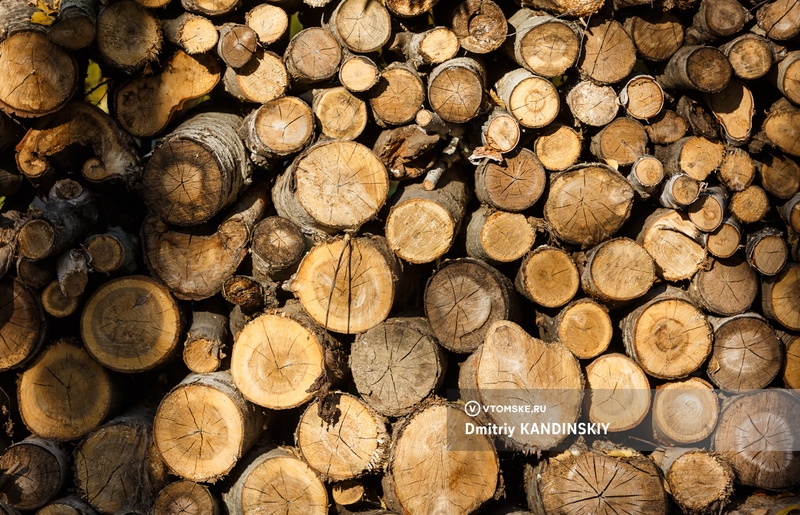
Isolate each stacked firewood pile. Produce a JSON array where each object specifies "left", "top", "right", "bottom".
[{"left": 1, "top": 0, "right": 800, "bottom": 511}]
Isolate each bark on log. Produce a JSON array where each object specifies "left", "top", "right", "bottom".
[
  {"left": 284, "top": 28, "right": 341, "bottom": 85},
  {"left": 428, "top": 58, "right": 486, "bottom": 124},
  {"left": 779, "top": 193, "right": 800, "bottom": 233},
  {"left": 295, "top": 393, "right": 389, "bottom": 480},
  {"left": 658, "top": 45, "right": 732, "bottom": 94},
  {"left": 580, "top": 237, "right": 655, "bottom": 304},
  {"left": 230, "top": 301, "right": 342, "bottom": 409},
  {"left": 338, "top": 52, "right": 380, "bottom": 93},
  {"left": 245, "top": 4, "right": 288, "bottom": 47},
  {"left": 660, "top": 172, "right": 700, "bottom": 209},
  {"left": 718, "top": 147, "right": 755, "bottom": 192},
  {"left": 729, "top": 185, "right": 770, "bottom": 224},
  {"left": 273, "top": 140, "right": 388, "bottom": 235},
  {"left": 48, "top": 0, "right": 97, "bottom": 50},
  {"left": 18, "top": 340, "right": 113, "bottom": 441},
  {"left": 350, "top": 317, "right": 445, "bottom": 418},
  {"left": 706, "top": 80, "right": 755, "bottom": 146},
  {"left": 627, "top": 155, "right": 664, "bottom": 199},
  {"left": 143, "top": 185, "right": 268, "bottom": 300},
  {"left": 494, "top": 68, "right": 559, "bottom": 129},
  {"left": 154, "top": 481, "right": 220, "bottom": 515},
  {"left": 326, "top": 0, "right": 392, "bottom": 54},
  {"left": 623, "top": 11, "right": 684, "bottom": 62},
  {"left": 0, "top": 277, "right": 46, "bottom": 372},
  {"left": 516, "top": 246, "right": 579, "bottom": 308},
  {"left": 544, "top": 164, "right": 634, "bottom": 248},
  {"left": 746, "top": 227, "right": 788, "bottom": 276},
  {"left": 74, "top": 409, "right": 167, "bottom": 514},
  {"left": 566, "top": 81, "right": 619, "bottom": 127},
  {"left": 621, "top": 289, "right": 713, "bottom": 379},
  {"left": 584, "top": 353, "right": 650, "bottom": 432},
  {"left": 223, "top": 447, "right": 327, "bottom": 515},
  {"left": 41, "top": 280, "right": 81, "bottom": 319},
  {"left": 639, "top": 210, "right": 706, "bottom": 281},
  {"left": 222, "top": 50, "right": 289, "bottom": 104},
  {"left": 84, "top": 227, "right": 138, "bottom": 275},
  {"left": 763, "top": 98, "right": 800, "bottom": 156},
  {"left": 652, "top": 378, "right": 719, "bottom": 446},
  {"left": 182, "top": 309, "right": 228, "bottom": 374},
  {"left": 578, "top": 19, "right": 636, "bottom": 85},
  {"left": 536, "top": 298, "right": 612, "bottom": 359},
  {"left": 55, "top": 248, "right": 88, "bottom": 297},
  {"left": 707, "top": 217, "right": 742, "bottom": 259},
  {"left": 756, "top": 0, "right": 800, "bottom": 40},
  {"left": 385, "top": 167, "right": 468, "bottom": 264},
  {"left": 0, "top": 437, "right": 68, "bottom": 511},
  {"left": 450, "top": 0, "right": 507, "bottom": 54},
  {"left": 619, "top": 75, "right": 664, "bottom": 120},
  {"left": 313, "top": 87, "right": 367, "bottom": 141},
  {"left": 475, "top": 148, "right": 545, "bottom": 211},
  {"left": 113, "top": 51, "right": 220, "bottom": 139},
  {"left": 685, "top": 0, "right": 748, "bottom": 45},
  {"left": 426, "top": 258, "right": 517, "bottom": 353},
  {"left": 80, "top": 275, "right": 181, "bottom": 373},
  {"left": 466, "top": 207, "right": 535, "bottom": 263},
  {"left": 384, "top": 401, "right": 499, "bottom": 514},
  {"left": 666, "top": 451, "right": 734, "bottom": 515},
  {"left": 758, "top": 152, "right": 800, "bottom": 199},
  {"left": 142, "top": 112, "right": 250, "bottom": 226},
  {"left": 533, "top": 125, "right": 582, "bottom": 172},
  {"left": 17, "top": 181, "right": 98, "bottom": 261},
  {"left": 720, "top": 33, "right": 774, "bottom": 80},
  {"left": 761, "top": 262, "right": 800, "bottom": 331},
  {"left": 241, "top": 96, "right": 315, "bottom": 166},
  {"left": 291, "top": 235, "right": 400, "bottom": 334},
  {"left": 162, "top": 13, "right": 218, "bottom": 54},
  {"left": 707, "top": 313, "right": 782, "bottom": 389},
  {"left": 461, "top": 320, "right": 583, "bottom": 451},
  {"left": 16, "top": 102, "right": 140, "bottom": 184},
  {"left": 506, "top": 9, "right": 579, "bottom": 78},
  {"left": 590, "top": 117, "right": 648, "bottom": 166},
  {"left": 645, "top": 110, "right": 688, "bottom": 145},
  {"left": 0, "top": 0, "right": 78, "bottom": 117},
  {"left": 525, "top": 440, "right": 668, "bottom": 515},
  {"left": 689, "top": 255, "right": 757, "bottom": 316},
  {"left": 713, "top": 390, "right": 800, "bottom": 489},
  {"left": 153, "top": 371, "right": 265, "bottom": 483},
  {"left": 389, "top": 28, "right": 459, "bottom": 67},
  {"left": 373, "top": 124, "right": 439, "bottom": 181},
  {"left": 217, "top": 24, "right": 258, "bottom": 69},
  {"left": 96, "top": 0, "right": 162, "bottom": 73},
  {"left": 250, "top": 216, "right": 306, "bottom": 281}
]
